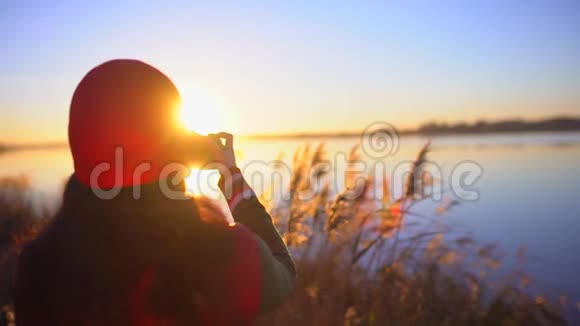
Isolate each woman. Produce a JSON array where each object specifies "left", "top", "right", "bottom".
[{"left": 14, "top": 60, "right": 295, "bottom": 325}]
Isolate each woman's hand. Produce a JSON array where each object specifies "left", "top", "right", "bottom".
[{"left": 208, "top": 132, "right": 237, "bottom": 172}]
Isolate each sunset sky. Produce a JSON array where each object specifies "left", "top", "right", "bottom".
[{"left": 1, "top": 0, "right": 579, "bottom": 143}]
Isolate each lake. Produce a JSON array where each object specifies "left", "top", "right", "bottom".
[{"left": 1, "top": 132, "right": 580, "bottom": 302}]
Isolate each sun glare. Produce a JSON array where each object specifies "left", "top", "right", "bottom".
[
  {"left": 178, "top": 85, "right": 234, "bottom": 135},
  {"left": 176, "top": 84, "right": 238, "bottom": 206}
]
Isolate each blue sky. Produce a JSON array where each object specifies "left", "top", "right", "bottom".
[{"left": 1, "top": 0, "right": 579, "bottom": 142}]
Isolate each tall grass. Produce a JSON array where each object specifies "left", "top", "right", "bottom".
[
  {"left": 256, "top": 143, "right": 570, "bottom": 325},
  {"left": 0, "top": 145, "right": 574, "bottom": 325},
  {"left": 0, "top": 176, "right": 51, "bottom": 324}
]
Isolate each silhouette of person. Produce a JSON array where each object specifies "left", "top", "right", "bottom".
[{"left": 14, "top": 60, "right": 295, "bottom": 325}]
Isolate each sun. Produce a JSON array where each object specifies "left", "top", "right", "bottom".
[{"left": 177, "top": 85, "right": 233, "bottom": 135}]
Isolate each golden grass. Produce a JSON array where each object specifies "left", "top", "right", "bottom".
[
  {"left": 0, "top": 176, "right": 52, "bottom": 324},
  {"left": 256, "top": 143, "right": 569, "bottom": 325}
]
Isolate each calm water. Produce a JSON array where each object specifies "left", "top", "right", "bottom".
[{"left": 2, "top": 132, "right": 580, "bottom": 301}]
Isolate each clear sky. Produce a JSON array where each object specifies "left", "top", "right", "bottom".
[{"left": 1, "top": 0, "right": 579, "bottom": 142}]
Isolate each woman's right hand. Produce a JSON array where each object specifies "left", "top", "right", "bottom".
[{"left": 208, "top": 132, "right": 237, "bottom": 173}]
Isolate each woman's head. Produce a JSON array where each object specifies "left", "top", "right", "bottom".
[{"left": 69, "top": 59, "right": 188, "bottom": 189}]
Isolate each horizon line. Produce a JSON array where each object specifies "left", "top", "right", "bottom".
[{"left": 2, "top": 115, "right": 580, "bottom": 149}]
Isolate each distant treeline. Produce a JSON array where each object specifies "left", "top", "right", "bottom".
[
  {"left": 248, "top": 116, "right": 580, "bottom": 139},
  {"left": 415, "top": 117, "right": 580, "bottom": 135}
]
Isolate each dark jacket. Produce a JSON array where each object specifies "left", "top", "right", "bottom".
[{"left": 14, "top": 170, "right": 295, "bottom": 325}]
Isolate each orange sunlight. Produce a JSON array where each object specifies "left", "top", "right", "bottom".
[
  {"left": 176, "top": 84, "right": 238, "bottom": 197},
  {"left": 177, "top": 84, "right": 236, "bottom": 135}
]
